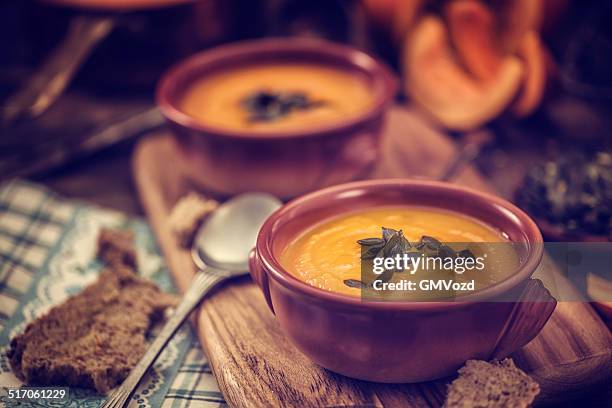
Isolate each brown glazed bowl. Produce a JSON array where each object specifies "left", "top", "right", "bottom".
[
  {"left": 250, "top": 179, "right": 556, "bottom": 383},
  {"left": 157, "top": 38, "right": 397, "bottom": 199}
]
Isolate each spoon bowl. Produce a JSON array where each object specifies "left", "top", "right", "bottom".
[{"left": 192, "top": 192, "right": 283, "bottom": 272}]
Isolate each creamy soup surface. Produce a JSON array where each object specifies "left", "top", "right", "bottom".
[
  {"left": 180, "top": 63, "right": 374, "bottom": 132},
  {"left": 279, "top": 207, "right": 519, "bottom": 298}
]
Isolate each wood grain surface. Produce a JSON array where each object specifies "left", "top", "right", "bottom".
[{"left": 133, "top": 107, "right": 612, "bottom": 407}]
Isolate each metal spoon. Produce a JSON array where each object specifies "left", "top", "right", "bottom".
[{"left": 102, "top": 192, "right": 282, "bottom": 408}]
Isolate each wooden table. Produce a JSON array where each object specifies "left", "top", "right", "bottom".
[{"left": 30, "top": 107, "right": 612, "bottom": 407}]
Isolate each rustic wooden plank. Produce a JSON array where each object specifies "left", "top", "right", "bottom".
[
  {"left": 133, "top": 134, "right": 380, "bottom": 407},
  {"left": 133, "top": 107, "right": 612, "bottom": 407},
  {"left": 514, "top": 255, "right": 612, "bottom": 402},
  {"left": 198, "top": 281, "right": 380, "bottom": 408}
]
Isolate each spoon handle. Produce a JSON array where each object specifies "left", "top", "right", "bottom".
[{"left": 102, "top": 271, "right": 225, "bottom": 408}]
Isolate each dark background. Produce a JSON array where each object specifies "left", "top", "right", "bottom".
[{"left": 0, "top": 0, "right": 610, "bottom": 214}]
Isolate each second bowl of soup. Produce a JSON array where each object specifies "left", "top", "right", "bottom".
[
  {"left": 250, "top": 179, "right": 556, "bottom": 382},
  {"left": 157, "top": 38, "right": 397, "bottom": 198}
]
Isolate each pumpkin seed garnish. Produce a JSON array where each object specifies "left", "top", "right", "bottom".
[
  {"left": 357, "top": 237, "right": 385, "bottom": 246},
  {"left": 417, "top": 235, "right": 442, "bottom": 251},
  {"left": 241, "top": 90, "right": 325, "bottom": 123},
  {"left": 382, "top": 226, "right": 397, "bottom": 242},
  {"left": 343, "top": 279, "right": 367, "bottom": 289},
  {"left": 346, "top": 228, "right": 477, "bottom": 289},
  {"left": 457, "top": 249, "right": 476, "bottom": 260}
]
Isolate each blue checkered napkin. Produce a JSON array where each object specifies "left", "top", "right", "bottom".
[
  {"left": 0, "top": 180, "right": 226, "bottom": 407},
  {"left": 162, "top": 345, "right": 226, "bottom": 408}
]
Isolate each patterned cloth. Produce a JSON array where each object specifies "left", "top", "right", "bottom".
[{"left": 0, "top": 180, "right": 226, "bottom": 407}]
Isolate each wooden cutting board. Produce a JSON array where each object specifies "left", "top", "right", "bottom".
[{"left": 132, "top": 107, "right": 612, "bottom": 407}]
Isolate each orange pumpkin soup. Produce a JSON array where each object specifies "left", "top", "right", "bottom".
[
  {"left": 180, "top": 63, "right": 374, "bottom": 132},
  {"left": 279, "top": 207, "right": 518, "bottom": 298}
]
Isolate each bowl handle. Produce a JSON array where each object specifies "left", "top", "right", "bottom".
[
  {"left": 490, "top": 278, "right": 557, "bottom": 359},
  {"left": 249, "top": 249, "right": 275, "bottom": 314}
]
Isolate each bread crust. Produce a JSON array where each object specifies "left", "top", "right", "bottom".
[
  {"left": 445, "top": 358, "right": 540, "bottom": 408},
  {"left": 8, "top": 229, "right": 176, "bottom": 393}
]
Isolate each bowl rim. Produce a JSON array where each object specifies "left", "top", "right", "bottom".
[
  {"left": 256, "top": 179, "right": 544, "bottom": 311},
  {"left": 156, "top": 37, "right": 398, "bottom": 140}
]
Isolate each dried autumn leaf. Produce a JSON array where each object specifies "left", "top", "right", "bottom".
[{"left": 403, "top": 15, "right": 524, "bottom": 131}]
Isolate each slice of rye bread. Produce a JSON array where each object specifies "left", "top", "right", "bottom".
[
  {"left": 97, "top": 228, "right": 137, "bottom": 269},
  {"left": 8, "top": 229, "right": 176, "bottom": 393},
  {"left": 444, "top": 358, "right": 540, "bottom": 408}
]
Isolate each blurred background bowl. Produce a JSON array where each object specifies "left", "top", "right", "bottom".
[{"left": 156, "top": 37, "right": 397, "bottom": 198}]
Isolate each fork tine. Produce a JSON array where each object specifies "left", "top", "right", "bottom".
[
  {"left": 100, "top": 391, "right": 117, "bottom": 408},
  {"left": 109, "top": 392, "right": 126, "bottom": 408},
  {"left": 101, "top": 389, "right": 131, "bottom": 408}
]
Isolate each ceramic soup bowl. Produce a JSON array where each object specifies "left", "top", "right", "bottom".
[
  {"left": 249, "top": 179, "right": 556, "bottom": 382},
  {"left": 157, "top": 38, "right": 397, "bottom": 199}
]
